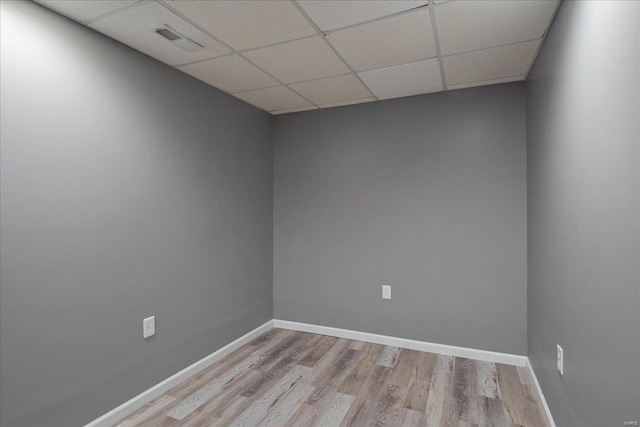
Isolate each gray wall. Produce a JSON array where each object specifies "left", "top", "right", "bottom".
[
  {"left": 273, "top": 83, "right": 528, "bottom": 355},
  {"left": 0, "top": 2, "right": 273, "bottom": 426},
  {"left": 526, "top": 1, "right": 640, "bottom": 426}
]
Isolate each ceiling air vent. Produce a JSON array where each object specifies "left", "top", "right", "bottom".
[
  {"left": 156, "top": 27, "right": 180, "bottom": 41},
  {"left": 154, "top": 25, "right": 202, "bottom": 52}
]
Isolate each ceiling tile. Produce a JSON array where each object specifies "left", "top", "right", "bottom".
[
  {"left": 319, "top": 97, "right": 375, "bottom": 109},
  {"left": 179, "top": 55, "right": 279, "bottom": 94},
  {"left": 289, "top": 74, "right": 371, "bottom": 105},
  {"left": 243, "top": 37, "right": 349, "bottom": 84},
  {"left": 272, "top": 106, "right": 318, "bottom": 115},
  {"left": 448, "top": 75, "right": 525, "bottom": 91},
  {"left": 37, "top": 0, "right": 137, "bottom": 23},
  {"left": 436, "top": 0, "right": 558, "bottom": 55},
  {"left": 89, "top": 2, "right": 230, "bottom": 66},
  {"left": 443, "top": 40, "right": 540, "bottom": 86},
  {"left": 298, "top": 0, "right": 427, "bottom": 31},
  {"left": 233, "top": 86, "right": 313, "bottom": 112},
  {"left": 358, "top": 59, "right": 442, "bottom": 98},
  {"left": 328, "top": 9, "right": 436, "bottom": 72},
  {"left": 165, "top": 0, "right": 316, "bottom": 51}
]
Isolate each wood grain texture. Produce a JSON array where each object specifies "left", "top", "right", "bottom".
[
  {"left": 476, "top": 361, "right": 502, "bottom": 399},
  {"left": 307, "top": 348, "right": 361, "bottom": 405},
  {"left": 298, "top": 336, "right": 339, "bottom": 368},
  {"left": 402, "top": 351, "right": 436, "bottom": 412},
  {"left": 338, "top": 365, "right": 393, "bottom": 426},
  {"left": 477, "top": 396, "right": 514, "bottom": 427},
  {"left": 337, "top": 342, "right": 385, "bottom": 396},
  {"left": 164, "top": 355, "right": 261, "bottom": 420},
  {"left": 114, "top": 395, "right": 177, "bottom": 427},
  {"left": 496, "top": 363, "right": 527, "bottom": 425},
  {"left": 240, "top": 333, "right": 314, "bottom": 399},
  {"left": 424, "top": 354, "right": 455, "bottom": 427},
  {"left": 349, "top": 340, "right": 366, "bottom": 350},
  {"left": 230, "top": 365, "right": 312, "bottom": 427},
  {"left": 452, "top": 357, "right": 479, "bottom": 424},
  {"left": 199, "top": 394, "right": 253, "bottom": 426},
  {"left": 516, "top": 366, "right": 533, "bottom": 386},
  {"left": 371, "top": 383, "right": 406, "bottom": 426},
  {"left": 114, "top": 329, "right": 550, "bottom": 427},
  {"left": 313, "top": 393, "right": 355, "bottom": 427},
  {"left": 182, "top": 369, "right": 265, "bottom": 424},
  {"left": 376, "top": 346, "right": 401, "bottom": 368},
  {"left": 245, "top": 383, "right": 314, "bottom": 427},
  {"left": 165, "top": 343, "right": 258, "bottom": 400},
  {"left": 388, "top": 349, "right": 419, "bottom": 388},
  {"left": 397, "top": 408, "right": 426, "bottom": 427}
]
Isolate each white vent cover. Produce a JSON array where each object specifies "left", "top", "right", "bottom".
[{"left": 154, "top": 25, "right": 202, "bottom": 52}]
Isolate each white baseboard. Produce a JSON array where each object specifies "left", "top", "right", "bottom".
[
  {"left": 525, "top": 358, "right": 556, "bottom": 427},
  {"left": 85, "top": 320, "right": 274, "bottom": 427},
  {"left": 273, "top": 319, "right": 528, "bottom": 367}
]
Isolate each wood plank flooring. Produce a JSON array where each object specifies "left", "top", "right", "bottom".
[{"left": 114, "top": 329, "right": 550, "bottom": 427}]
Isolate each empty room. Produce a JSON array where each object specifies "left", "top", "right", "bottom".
[{"left": 0, "top": 0, "right": 638, "bottom": 426}]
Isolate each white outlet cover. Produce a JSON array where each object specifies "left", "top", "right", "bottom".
[
  {"left": 382, "top": 285, "right": 391, "bottom": 300},
  {"left": 557, "top": 344, "right": 563, "bottom": 375},
  {"left": 143, "top": 316, "right": 156, "bottom": 339}
]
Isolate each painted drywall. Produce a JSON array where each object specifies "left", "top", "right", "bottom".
[
  {"left": 0, "top": 2, "right": 273, "bottom": 426},
  {"left": 273, "top": 83, "right": 528, "bottom": 355},
  {"left": 526, "top": 1, "right": 640, "bottom": 426}
]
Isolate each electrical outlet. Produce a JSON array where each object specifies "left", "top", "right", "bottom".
[
  {"left": 382, "top": 285, "right": 391, "bottom": 300},
  {"left": 143, "top": 316, "right": 155, "bottom": 339},
  {"left": 557, "top": 344, "right": 563, "bottom": 375}
]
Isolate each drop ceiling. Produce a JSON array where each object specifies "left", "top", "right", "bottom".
[{"left": 37, "top": 0, "right": 560, "bottom": 115}]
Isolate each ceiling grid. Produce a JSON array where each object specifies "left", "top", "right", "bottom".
[
  {"left": 36, "top": 0, "right": 561, "bottom": 115},
  {"left": 525, "top": 0, "right": 563, "bottom": 78},
  {"left": 427, "top": 0, "right": 447, "bottom": 90},
  {"left": 290, "top": 0, "right": 378, "bottom": 101},
  {"left": 156, "top": 0, "right": 321, "bottom": 112}
]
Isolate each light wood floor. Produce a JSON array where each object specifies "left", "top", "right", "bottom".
[{"left": 115, "top": 328, "right": 550, "bottom": 427}]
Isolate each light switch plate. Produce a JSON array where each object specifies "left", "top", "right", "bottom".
[
  {"left": 382, "top": 285, "right": 391, "bottom": 300},
  {"left": 144, "top": 316, "right": 156, "bottom": 339},
  {"left": 557, "top": 344, "right": 563, "bottom": 375}
]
